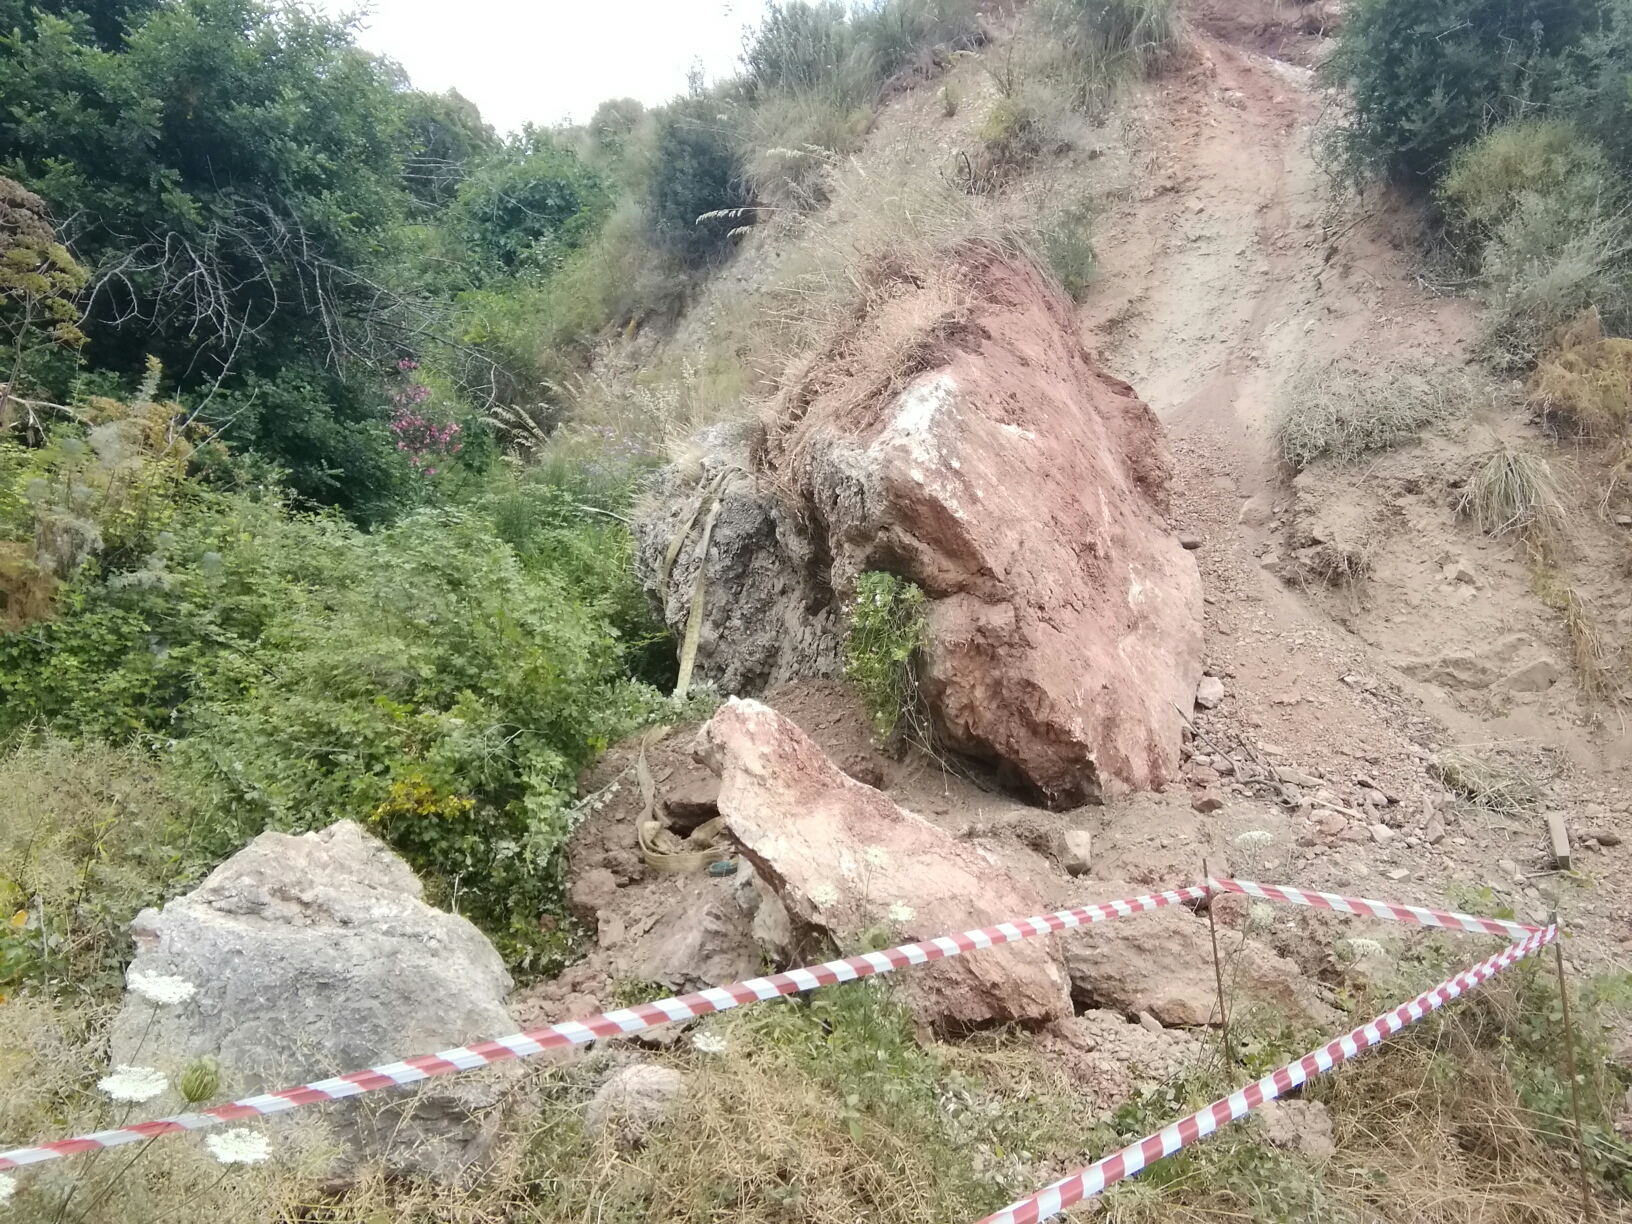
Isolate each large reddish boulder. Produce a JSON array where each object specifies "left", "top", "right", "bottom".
[
  {"left": 699, "top": 698, "right": 1072, "bottom": 1033},
  {"left": 767, "top": 248, "right": 1202, "bottom": 804}
]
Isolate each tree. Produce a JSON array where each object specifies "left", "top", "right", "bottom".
[{"left": 646, "top": 96, "right": 750, "bottom": 265}]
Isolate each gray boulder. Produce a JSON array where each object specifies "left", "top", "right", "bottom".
[{"left": 111, "top": 820, "right": 519, "bottom": 1182}]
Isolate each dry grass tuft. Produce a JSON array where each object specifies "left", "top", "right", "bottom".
[
  {"left": 1430, "top": 748, "right": 1541, "bottom": 817},
  {"left": 1276, "top": 363, "right": 1479, "bottom": 469},
  {"left": 1456, "top": 445, "right": 1566, "bottom": 555},
  {"left": 1532, "top": 329, "right": 1632, "bottom": 446},
  {"left": 1534, "top": 571, "right": 1625, "bottom": 703}
]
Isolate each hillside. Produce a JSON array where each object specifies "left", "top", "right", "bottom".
[{"left": 4, "top": 0, "right": 1632, "bottom": 1220}]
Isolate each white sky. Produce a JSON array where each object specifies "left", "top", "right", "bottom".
[{"left": 323, "top": 0, "right": 759, "bottom": 136}]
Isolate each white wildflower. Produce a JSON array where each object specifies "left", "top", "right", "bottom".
[
  {"left": 1342, "top": 937, "right": 1386, "bottom": 960},
  {"left": 127, "top": 970, "right": 196, "bottom": 1007},
  {"left": 810, "top": 883, "right": 840, "bottom": 908},
  {"left": 887, "top": 901, "right": 915, "bottom": 924},
  {"left": 1234, "top": 830, "right": 1274, "bottom": 850},
  {"left": 1246, "top": 902, "right": 1276, "bottom": 931},
  {"left": 692, "top": 1031, "right": 727, "bottom": 1056},
  {"left": 204, "top": 1129, "right": 270, "bottom": 1166},
  {"left": 0, "top": 1173, "right": 15, "bottom": 1204},
  {"left": 863, "top": 846, "right": 889, "bottom": 870},
  {"left": 97, "top": 1065, "right": 168, "bottom": 1103}
]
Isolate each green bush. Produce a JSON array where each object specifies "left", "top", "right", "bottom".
[
  {"left": 452, "top": 133, "right": 612, "bottom": 279},
  {"left": 1320, "top": 0, "right": 1606, "bottom": 183},
  {"left": 0, "top": 411, "right": 670, "bottom": 973},
  {"left": 1440, "top": 121, "right": 1617, "bottom": 238},
  {"left": 844, "top": 571, "right": 929, "bottom": 740}
]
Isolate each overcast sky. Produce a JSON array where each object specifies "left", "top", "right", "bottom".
[{"left": 321, "top": 0, "right": 758, "bottom": 136}]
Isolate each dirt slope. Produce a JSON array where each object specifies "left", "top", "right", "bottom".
[{"left": 1079, "top": 13, "right": 1632, "bottom": 975}]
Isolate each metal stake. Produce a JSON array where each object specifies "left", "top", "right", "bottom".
[
  {"left": 1550, "top": 909, "right": 1594, "bottom": 1221},
  {"left": 1203, "top": 860, "right": 1234, "bottom": 1075}
]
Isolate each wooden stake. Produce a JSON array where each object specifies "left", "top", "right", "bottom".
[
  {"left": 1203, "top": 859, "right": 1234, "bottom": 1075},
  {"left": 1551, "top": 910, "right": 1594, "bottom": 1221}
]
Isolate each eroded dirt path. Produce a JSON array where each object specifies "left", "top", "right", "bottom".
[{"left": 1078, "top": 18, "right": 1632, "bottom": 975}]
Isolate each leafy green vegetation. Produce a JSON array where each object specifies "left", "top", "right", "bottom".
[{"left": 843, "top": 571, "right": 930, "bottom": 740}]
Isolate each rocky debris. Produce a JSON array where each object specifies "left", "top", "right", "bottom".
[
  {"left": 1238, "top": 494, "right": 1274, "bottom": 527},
  {"left": 632, "top": 891, "right": 761, "bottom": 994},
  {"left": 644, "top": 251, "right": 1203, "bottom": 805},
  {"left": 112, "top": 821, "right": 518, "bottom": 1182},
  {"left": 585, "top": 1064, "right": 686, "bottom": 1146},
  {"left": 1045, "top": 1009, "right": 1204, "bottom": 1104},
  {"left": 1178, "top": 532, "right": 1204, "bottom": 550},
  {"left": 1400, "top": 633, "right": 1561, "bottom": 694},
  {"left": 1441, "top": 555, "right": 1478, "bottom": 586},
  {"left": 1195, "top": 675, "right": 1226, "bottom": 709},
  {"left": 571, "top": 867, "right": 619, "bottom": 919},
  {"left": 1057, "top": 830, "right": 1094, "bottom": 876},
  {"left": 700, "top": 698, "right": 1072, "bottom": 1031},
  {"left": 1063, "top": 906, "right": 1335, "bottom": 1029},
  {"left": 1256, "top": 1099, "right": 1335, "bottom": 1160},
  {"left": 1192, "top": 790, "right": 1225, "bottom": 813}
]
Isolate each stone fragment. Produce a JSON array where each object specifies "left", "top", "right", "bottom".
[
  {"left": 1195, "top": 675, "right": 1226, "bottom": 710},
  {"left": 585, "top": 1065, "right": 686, "bottom": 1146},
  {"left": 701, "top": 699, "right": 1071, "bottom": 1032},
  {"left": 1057, "top": 830, "right": 1094, "bottom": 877}
]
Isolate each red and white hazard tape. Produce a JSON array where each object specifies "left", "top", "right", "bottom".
[
  {"left": 978, "top": 924, "right": 1557, "bottom": 1224},
  {"left": 1212, "top": 877, "right": 1544, "bottom": 940},
  {"left": 0, "top": 883, "right": 1207, "bottom": 1172}
]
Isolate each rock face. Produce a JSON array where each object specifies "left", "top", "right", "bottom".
[
  {"left": 633, "top": 421, "right": 845, "bottom": 696},
  {"left": 111, "top": 821, "right": 518, "bottom": 1181},
  {"left": 637, "top": 250, "right": 1203, "bottom": 805},
  {"left": 700, "top": 698, "right": 1072, "bottom": 1032},
  {"left": 1063, "top": 905, "right": 1335, "bottom": 1029}
]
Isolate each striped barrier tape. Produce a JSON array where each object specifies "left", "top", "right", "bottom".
[
  {"left": 978, "top": 925, "right": 1558, "bottom": 1224},
  {"left": 1213, "top": 877, "right": 1544, "bottom": 940},
  {"left": 0, "top": 883, "right": 1207, "bottom": 1172}
]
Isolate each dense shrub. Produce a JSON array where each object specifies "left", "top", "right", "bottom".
[
  {"left": 452, "top": 133, "right": 611, "bottom": 279},
  {"left": 0, "top": 405, "right": 670, "bottom": 971},
  {"left": 843, "top": 571, "right": 929, "bottom": 740},
  {"left": 1320, "top": 0, "right": 1606, "bottom": 182}
]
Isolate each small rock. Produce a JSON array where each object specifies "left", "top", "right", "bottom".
[
  {"left": 1369, "top": 823, "right": 1395, "bottom": 845},
  {"left": 1317, "top": 812, "right": 1347, "bottom": 838},
  {"left": 1238, "top": 494, "right": 1274, "bottom": 528},
  {"left": 585, "top": 1065, "right": 686, "bottom": 1145},
  {"left": 1586, "top": 830, "right": 1623, "bottom": 847},
  {"left": 1195, "top": 676, "right": 1226, "bottom": 709},
  {"left": 1178, "top": 532, "right": 1203, "bottom": 550},
  {"left": 1187, "top": 764, "right": 1221, "bottom": 786},
  {"left": 1617, "top": 515, "right": 1632, "bottom": 527},
  {"left": 1137, "top": 1010, "right": 1164, "bottom": 1034},
  {"left": 1258, "top": 1100, "right": 1335, "bottom": 1160},
  {"left": 1058, "top": 830, "right": 1094, "bottom": 877},
  {"left": 1442, "top": 556, "right": 1477, "bottom": 586},
  {"left": 1213, "top": 756, "right": 1236, "bottom": 776},
  {"left": 1386, "top": 868, "right": 1410, "bottom": 881},
  {"left": 570, "top": 868, "right": 620, "bottom": 918},
  {"left": 1424, "top": 814, "right": 1445, "bottom": 846},
  {"left": 1276, "top": 766, "right": 1321, "bottom": 788},
  {"left": 1497, "top": 858, "right": 1519, "bottom": 878},
  {"left": 1192, "top": 790, "right": 1225, "bottom": 814},
  {"left": 1500, "top": 657, "right": 1563, "bottom": 693}
]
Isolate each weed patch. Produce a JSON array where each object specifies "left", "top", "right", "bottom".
[{"left": 843, "top": 571, "right": 930, "bottom": 741}]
